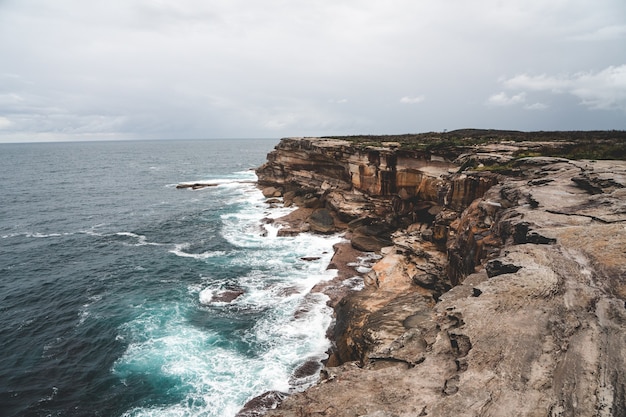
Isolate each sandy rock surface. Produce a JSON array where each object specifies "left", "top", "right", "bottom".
[{"left": 254, "top": 136, "right": 626, "bottom": 417}]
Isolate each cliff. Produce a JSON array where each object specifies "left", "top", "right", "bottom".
[{"left": 253, "top": 130, "right": 626, "bottom": 417}]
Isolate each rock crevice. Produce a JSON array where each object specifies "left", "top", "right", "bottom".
[{"left": 253, "top": 133, "right": 626, "bottom": 417}]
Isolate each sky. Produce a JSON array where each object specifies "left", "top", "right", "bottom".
[{"left": 0, "top": 0, "right": 625, "bottom": 142}]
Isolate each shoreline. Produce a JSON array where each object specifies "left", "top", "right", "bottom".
[
  {"left": 269, "top": 206, "right": 368, "bottom": 306},
  {"left": 254, "top": 135, "right": 626, "bottom": 416},
  {"left": 235, "top": 204, "right": 368, "bottom": 417}
]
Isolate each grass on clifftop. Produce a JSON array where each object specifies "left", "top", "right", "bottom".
[{"left": 323, "top": 129, "right": 626, "bottom": 160}]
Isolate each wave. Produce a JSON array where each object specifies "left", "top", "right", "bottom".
[
  {"left": 113, "top": 170, "right": 344, "bottom": 417},
  {"left": 114, "top": 232, "right": 164, "bottom": 247},
  {"left": 169, "top": 243, "right": 227, "bottom": 260},
  {"left": 173, "top": 171, "right": 258, "bottom": 190},
  {"left": 1, "top": 231, "right": 74, "bottom": 239}
]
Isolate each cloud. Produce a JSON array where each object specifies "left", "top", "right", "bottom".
[
  {"left": 501, "top": 65, "right": 626, "bottom": 111},
  {"left": 400, "top": 96, "right": 425, "bottom": 104},
  {"left": 524, "top": 103, "right": 549, "bottom": 111},
  {"left": 569, "top": 25, "right": 626, "bottom": 41},
  {"left": 486, "top": 92, "right": 527, "bottom": 106},
  {"left": 1, "top": 1, "right": 626, "bottom": 141},
  {"left": 502, "top": 74, "right": 570, "bottom": 93},
  {"left": 0, "top": 116, "right": 12, "bottom": 129}
]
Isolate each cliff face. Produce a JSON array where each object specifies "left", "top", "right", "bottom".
[
  {"left": 257, "top": 137, "right": 498, "bottom": 212},
  {"left": 254, "top": 134, "right": 626, "bottom": 417}
]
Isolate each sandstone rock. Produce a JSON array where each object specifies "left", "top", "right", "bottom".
[
  {"left": 288, "top": 358, "right": 323, "bottom": 389},
  {"left": 294, "top": 194, "right": 322, "bottom": 209},
  {"left": 282, "top": 190, "right": 296, "bottom": 207},
  {"left": 262, "top": 186, "right": 282, "bottom": 197},
  {"left": 236, "top": 391, "right": 286, "bottom": 417},
  {"left": 350, "top": 234, "right": 393, "bottom": 252},
  {"left": 256, "top": 134, "right": 626, "bottom": 417},
  {"left": 308, "top": 209, "right": 335, "bottom": 234},
  {"left": 352, "top": 223, "right": 393, "bottom": 238}
]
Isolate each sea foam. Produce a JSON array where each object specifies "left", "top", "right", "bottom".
[{"left": 114, "top": 177, "right": 342, "bottom": 417}]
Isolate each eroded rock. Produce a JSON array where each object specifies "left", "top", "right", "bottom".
[
  {"left": 308, "top": 208, "right": 335, "bottom": 234},
  {"left": 255, "top": 134, "right": 626, "bottom": 417}
]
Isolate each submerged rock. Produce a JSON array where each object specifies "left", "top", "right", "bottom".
[{"left": 199, "top": 288, "right": 244, "bottom": 305}]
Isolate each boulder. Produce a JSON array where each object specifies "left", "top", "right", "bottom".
[
  {"left": 282, "top": 190, "right": 296, "bottom": 207},
  {"left": 307, "top": 209, "right": 335, "bottom": 234},
  {"left": 236, "top": 391, "right": 286, "bottom": 417},
  {"left": 350, "top": 234, "right": 393, "bottom": 252},
  {"left": 289, "top": 358, "right": 323, "bottom": 388},
  {"left": 262, "top": 186, "right": 282, "bottom": 198},
  {"left": 294, "top": 194, "right": 322, "bottom": 209}
]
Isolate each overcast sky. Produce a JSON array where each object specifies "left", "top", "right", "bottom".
[{"left": 0, "top": 0, "right": 625, "bottom": 142}]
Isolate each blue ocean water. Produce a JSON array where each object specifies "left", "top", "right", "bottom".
[{"left": 0, "top": 139, "right": 342, "bottom": 417}]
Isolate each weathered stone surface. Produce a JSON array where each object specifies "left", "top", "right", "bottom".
[
  {"left": 255, "top": 137, "right": 496, "bottom": 224},
  {"left": 268, "top": 237, "right": 626, "bottom": 416},
  {"left": 262, "top": 186, "right": 282, "bottom": 197},
  {"left": 236, "top": 391, "right": 286, "bottom": 417},
  {"left": 255, "top": 134, "right": 626, "bottom": 417},
  {"left": 347, "top": 220, "right": 395, "bottom": 252},
  {"left": 308, "top": 208, "right": 335, "bottom": 234},
  {"left": 350, "top": 234, "right": 393, "bottom": 252}
]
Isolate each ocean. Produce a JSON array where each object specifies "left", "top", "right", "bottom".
[{"left": 0, "top": 139, "right": 343, "bottom": 417}]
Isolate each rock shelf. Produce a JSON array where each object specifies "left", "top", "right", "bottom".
[{"left": 251, "top": 130, "right": 626, "bottom": 417}]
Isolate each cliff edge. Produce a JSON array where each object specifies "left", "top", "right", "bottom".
[{"left": 253, "top": 130, "right": 626, "bottom": 417}]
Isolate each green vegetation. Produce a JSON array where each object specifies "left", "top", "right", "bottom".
[
  {"left": 529, "top": 141, "right": 626, "bottom": 160},
  {"left": 323, "top": 129, "right": 626, "bottom": 160}
]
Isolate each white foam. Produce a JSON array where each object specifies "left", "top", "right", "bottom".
[
  {"left": 356, "top": 265, "right": 372, "bottom": 274},
  {"left": 39, "top": 386, "right": 59, "bottom": 403},
  {"left": 343, "top": 276, "right": 365, "bottom": 291},
  {"left": 263, "top": 223, "right": 282, "bottom": 238},
  {"left": 115, "top": 232, "right": 164, "bottom": 247},
  {"left": 198, "top": 288, "right": 214, "bottom": 305},
  {"left": 169, "top": 243, "right": 226, "bottom": 260},
  {"left": 21, "top": 231, "right": 72, "bottom": 238},
  {"left": 115, "top": 174, "right": 347, "bottom": 417},
  {"left": 347, "top": 252, "right": 383, "bottom": 276},
  {"left": 114, "top": 301, "right": 297, "bottom": 417},
  {"left": 175, "top": 172, "right": 259, "bottom": 191}
]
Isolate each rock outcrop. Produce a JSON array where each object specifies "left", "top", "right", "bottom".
[{"left": 254, "top": 131, "right": 626, "bottom": 417}]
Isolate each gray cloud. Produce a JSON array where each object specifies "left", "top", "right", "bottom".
[
  {"left": 486, "top": 92, "right": 527, "bottom": 107},
  {"left": 400, "top": 96, "right": 425, "bottom": 104},
  {"left": 501, "top": 65, "right": 626, "bottom": 111},
  {"left": 0, "top": 0, "right": 625, "bottom": 142}
]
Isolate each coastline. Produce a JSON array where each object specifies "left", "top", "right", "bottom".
[
  {"left": 234, "top": 206, "right": 366, "bottom": 417},
  {"left": 273, "top": 207, "right": 367, "bottom": 305},
  {"left": 249, "top": 131, "right": 626, "bottom": 416}
]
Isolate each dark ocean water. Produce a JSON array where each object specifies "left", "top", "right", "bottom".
[{"left": 0, "top": 139, "right": 342, "bottom": 417}]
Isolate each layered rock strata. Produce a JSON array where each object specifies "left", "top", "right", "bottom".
[{"left": 254, "top": 133, "right": 626, "bottom": 416}]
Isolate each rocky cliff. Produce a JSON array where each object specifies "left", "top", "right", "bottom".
[{"left": 253, "top": 130, "right": 626, "bottom": 417}]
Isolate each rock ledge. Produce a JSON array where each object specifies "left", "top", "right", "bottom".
[{"left": 253, "top": 131, "right": 626, "bottom": 417}]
